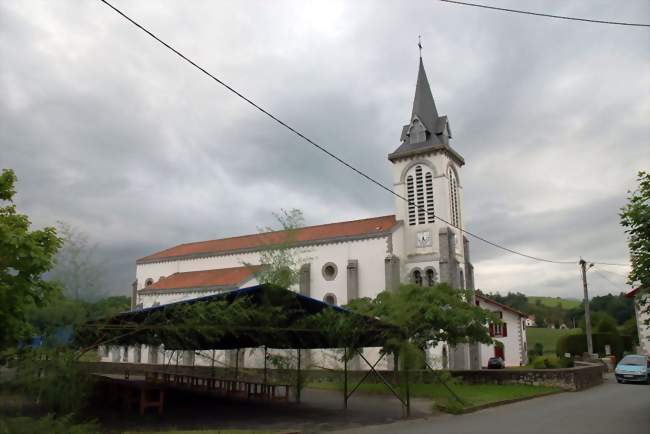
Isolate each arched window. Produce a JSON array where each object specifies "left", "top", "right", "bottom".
[
  {"left": 448, "top": 167, "right": 461, "bottom": 228},
  {"left": 406, "top": 165, "right": 435, "bottom": 226},
  {"left": 145, "top": 278, "right": 154, "bottom": 287},
  {"left": 323, "top": 293, "right": 337, "bottom": 306},
  {"left": 426, "top": 268, "right": 436, "bottom": 287},
  {"left": 407, "top": 175, "right": 416, "bottom": 226},
  {"left": 425, "top": 172, "right": 435, "bottom": 223},
  {"left": 416, "top": 166, "right": 425, "bottom": 224},
  {"left": 459, "top": 270, "right": 465, "bottom": 289},
  {"left": 412, "top": 269, "right": 423, "bottom": 286}
]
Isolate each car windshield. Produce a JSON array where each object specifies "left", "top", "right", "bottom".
[{"left": 620, "top": 356, "right": 645, "bottom": 366}]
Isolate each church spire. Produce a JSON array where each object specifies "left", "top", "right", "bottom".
[
  {"left": 389, "top": 49, "right": 462, "bottom": 165},
  {"left": 411, "top": 56, "right": 439, "bottom": 134}
]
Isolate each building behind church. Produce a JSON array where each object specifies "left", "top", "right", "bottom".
[{"left": 101, "top": 57, "right": 528, "bottom": 369}]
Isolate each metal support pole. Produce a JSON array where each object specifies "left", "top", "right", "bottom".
[
  {"left": 405, "top": 360, "right": 411, "bottom": 417},
  {"left": 211, "top": 349, "right": 215, "bottom": 378},
  {"left": 296, "top": 348, "right": 301, "bottom": 404},
  {"left": 343, "top": 348, "right": 348, "bottom": 409},
  {"left": 580, "top": 259, "right": 594, "bottom": 357},
  {"left": 263, "top": 346, "right": 268, "bottom": 393},
  {"left": 393, "top": 353, "right": 399, "bottom": 387},
  {"left": 235, "top": 348, "right": 240, "bottom": 381}
]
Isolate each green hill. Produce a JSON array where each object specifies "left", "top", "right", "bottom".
[
  {"left": 527, "top": 327, "right": 581, "bottom": 354},
  {"left": 528, "top": 296, "right": 581, "bottom": 310}
]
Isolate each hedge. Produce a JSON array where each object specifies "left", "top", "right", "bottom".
[{"left": 556, "top": 332, "right": 623, "bottom": 360}]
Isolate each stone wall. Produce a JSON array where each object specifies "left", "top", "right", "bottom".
[
  {"left": 81, "top": 361, "right": 604, "bottom": 392},
  {"left": 448, "top": 362, "right": 604, "bottom": 391}
]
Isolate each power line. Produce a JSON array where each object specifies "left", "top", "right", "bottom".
[
  {"left": 595, "top": 267, "right": 630, "bottom": 279},
  {"left": 592, "top": 269, "right": 629, "bottom": 292},
  {"left": 589, "top": 261, "right": 630, "bottom": 267},
  {"left": 96, "top": 0, "right": 614, "bottom": 267},
  {"left": 438, "top": 0, "right": 650, "bottom": 28}
]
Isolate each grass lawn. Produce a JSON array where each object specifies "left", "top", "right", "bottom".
[
  {"left": 527, "top": 327, "right": 581, "bottom": 354},
  {"left": 528, "top": 296, "right": 581, "bottom": 309},
  {"left": 307, "top": 382, "right": 561, "bottom": 412}
]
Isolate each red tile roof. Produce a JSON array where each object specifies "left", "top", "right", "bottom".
[
  {"left": 141, "top": 266, "right": 258, "bottom": 293},
  {"left": 476, "top": 293, "right": 528, "bottom": 318},
  {"left": 625, "top": 286, "right": 646, "bottom": 298},
  {"left": 137, "top": 215, "right": 398, "bottom": 264}
]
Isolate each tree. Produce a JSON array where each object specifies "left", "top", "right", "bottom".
[
  {"left": 579, "top": 311, "right": 617, "bottom": 333},
  {"left": 26, "top": 294, "right": 131, "bottom": 339},
  {"left": 245, "top": 208, "right": 309, "bottom": 288},
  {"left": 50, "top": 221, "right": 106, "bottom": 301},
  {"left": 0, "top": 169, "right": 62, "bottom": 349},
  {"left": 620, "top": 171, "right": 650, "bottom": 327},
  {"left": 346, "top": 283, "right": 495, "bottom": 354},
  {"left": 595, "top": 313, "right": 619, "bottom": 335},
  {"left": 589, "top": 293, "right": 635, "bottom": 325},
  {"left": 621, "top": 317, "right": 639, "bottom": 344}
]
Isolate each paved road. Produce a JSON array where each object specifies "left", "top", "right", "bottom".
[{"left": 334, "top": 375, "right": 650, "bottom": 434}]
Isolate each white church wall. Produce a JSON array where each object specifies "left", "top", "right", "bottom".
[
  {"left": 138, "top": 276, "right": 259, "bottom": 308},
  {"left": 131, "top": 236, "right": 394, "bottom": 371},
  {"left": 136, "top": 236, "right": 390, "bottom": 306}
]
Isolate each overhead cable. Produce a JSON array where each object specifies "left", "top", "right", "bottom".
[
  {"left": 96, "top": 0, "right": 627, "bottom": 267},
  {"left": 438, "top": 0, "right": 650, "bottom": 28}
]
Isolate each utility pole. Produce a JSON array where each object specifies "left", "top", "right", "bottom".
[{"left": 579, "top": 259, "right": 594, "bottom": 357}]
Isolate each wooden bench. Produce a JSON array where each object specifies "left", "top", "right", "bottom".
[{"left": 143, "top": 370, "right": 292, "bottom": 401}]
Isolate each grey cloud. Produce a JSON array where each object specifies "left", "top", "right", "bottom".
[{"left": 1, "top": 0, "right": 648, "bottom": 297}]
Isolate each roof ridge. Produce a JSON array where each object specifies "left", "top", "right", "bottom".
[
  {"left": 162, "top": 214, "right": 395, "bottom": 249},
  {"left": 138, "top": 214, "right": 397, "bottom": 263},
  {"left": 168, "top": 265, "right": 255, "bottom": 274}
]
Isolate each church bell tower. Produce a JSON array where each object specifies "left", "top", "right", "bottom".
[
  {"left": 388, "top": 55, "right": 472, "bottom": 291},
  {"left": 387, "top": 54, "right": 479, "bottom": 369}
]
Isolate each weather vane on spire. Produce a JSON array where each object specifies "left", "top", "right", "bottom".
[{"left": 418, "top": 35, "right": 422, "bottom": 58}]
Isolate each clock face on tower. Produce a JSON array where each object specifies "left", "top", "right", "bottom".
[{"left": 416, "top": 230, "right": 432, "bottom": 248}]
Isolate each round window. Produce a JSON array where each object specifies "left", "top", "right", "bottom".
[
  {"left": 321, "top": 262, "right": 338, "bottom": 281},
  {"left": 323, "top": 293, "right": 337, "bottom": 305}
]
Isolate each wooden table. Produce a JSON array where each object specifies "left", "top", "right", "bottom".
[{"left": 93, "top": 374, "right": 165, "bottom": 415}]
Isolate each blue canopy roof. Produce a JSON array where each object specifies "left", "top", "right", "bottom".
[{"left": 74, "top": 284, "right": 400, "bottom": 350}]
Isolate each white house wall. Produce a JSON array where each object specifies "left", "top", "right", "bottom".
[
  {"left": 635, "top": 293, "right": 649, "bottom": 356},
  {"left": 478, "top": 301, "right": 527, "bottom": 367}
]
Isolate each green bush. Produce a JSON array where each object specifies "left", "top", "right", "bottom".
[
  {"left": 533, "top": 342, "right": 544, "bottom": 356},
  {"left": 556, "top": 332, "right": 623, "bottom": 360},
  {"left": 14, "top": 349, "right": 93, "bottom": 415},
  {"left": 558, "top": 356, "right": 574, "bottom": 368},
  {"left": 532, "top": 355, "right": 560, "bottom": 369}
]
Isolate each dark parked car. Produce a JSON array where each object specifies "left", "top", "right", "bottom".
[
  {"left": 615, "top": 355, "right": 650, "bottom": 384},
  {"left": 487, "top": 357, "right": 505, "bottom": 369}
]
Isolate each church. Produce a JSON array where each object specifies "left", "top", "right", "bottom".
[{"left": 104, "top": 57, "right": 528, "bottom": 370}]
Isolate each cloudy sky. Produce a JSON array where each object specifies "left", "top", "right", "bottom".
[{"left": 1, "top": 0, "right": 648, "bottom": 299}]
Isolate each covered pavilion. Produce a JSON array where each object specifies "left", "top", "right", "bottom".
[{"left": 75, "top": 284, "right": 412, "bottom": 415}]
